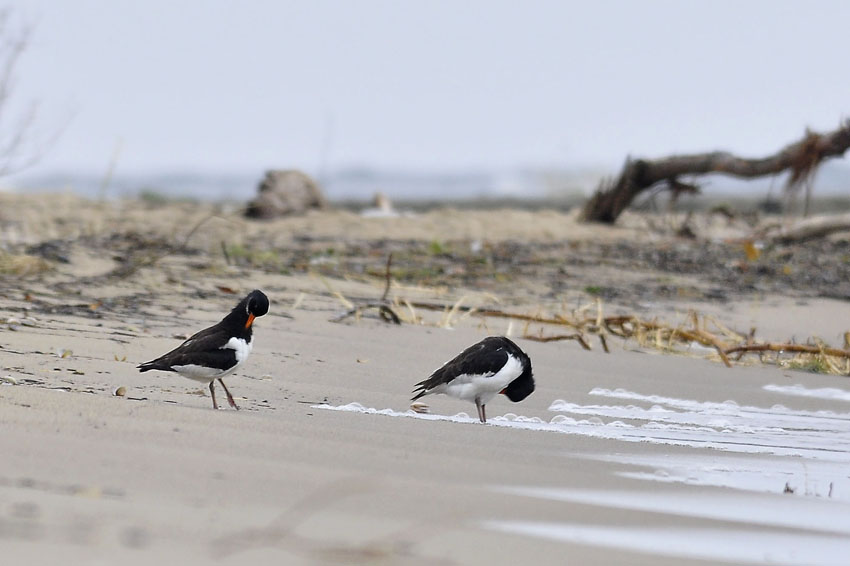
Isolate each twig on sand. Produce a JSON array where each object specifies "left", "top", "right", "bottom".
[
  {"left": 108, "top": 213, "right": 242, "bottom": 279},
  {"left": 524, "top": 333, "right": 591, "bottom": 350},
  {"left": 724, "top": 342, "right": 850, "bottom": 359},
  {"left": 380, "top": 253, "right": 392, "bottom": 302},
  {"left": 330, "top": 254, "right": 402, "bottom": 325},
  {"left": 220, "top": 240, "right": 231, "bottom": 265},
  {"left": 391, "top": 296, "right": 850, "bottom": 375},
  {"left": 409, "top": 301, "right": 578, "bottom": 328},
  {"left": 330, "top": 301, "right": 401, "bottom": 324}
]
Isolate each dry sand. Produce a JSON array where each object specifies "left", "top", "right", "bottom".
[{"left": 2, "top": 193, "right": 850, "bottom": 565}]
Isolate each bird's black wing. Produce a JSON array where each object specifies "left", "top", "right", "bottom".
[
  {"left": 148, "top": 347, "right": 238, "bottom": 373},
  {"left": 138, "top": 323, "right": 229, "bottom": 371},
  {"left": 412, "top": 337, "right": 509, "bottom": 400}
]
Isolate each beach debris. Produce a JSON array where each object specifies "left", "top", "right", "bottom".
[
  {"left": 0, "top": 251, "right": 52, "bottom": 276},
  {"left": 2, "top": 316, "right": 37, "bottom": 330},
  {"left": 360, "top": 191, "right": 400, "bottom": 218},
  {"left": 102, "top": 214, "right": 234, "bottom": 279},
  {"left": 754, "top": 211, "right": 850, "bottom": 244},
  {"left": 742, "top": 240, "right": 762, "bottom": 261},
  {"left": 26, "top": 240, "right": 71, "bottom": 263},
  {"left": 56, "top": 348, "right": 73, "bottom": 358},
  {"left": 397, "top": 297, "right": 850, "bottom": 375},
  {"left": 244, "top": 169, "right": 328, "bottom": 219},
  {"left": 330, "top": 254, "right": 401, "bottom": 325},
  {"left": 113, "top": 386, "right": 127, "bottom": 397},
  {"left": 437, "top": 295, "right": 468, "bottom": 329},
  {"left": 409, "top": 401, "right": 429, "bottom": 414},
  {"left": 220, "top": 240, "right": 232, "bottom": 265},
  {"left": 524, "top": 333, "right": 591, "bottom": 350},
  {"left": 1, "top": 315, "right": 38, "bottom": 331},
  {"left": 0, "top": 375, "right": 18, "bottom": 385},
  {"left": 581, "top": 120, "right": 850, "bottom": 223}
]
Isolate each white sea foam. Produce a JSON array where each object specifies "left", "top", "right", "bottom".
[
  {"left": 584, "top": 451, "right": 848, "bottom": 500},
  {"left": 551, "top": 388, "right": 850, "bottom": 461},
  {"left": 316, "top": 394, "right": 850, "bottom": 462},
  {"left": 764, "top": 383, "right": 850, "bottom": 402},
  {"left": 483, "top": 521, "right": 850, "bottom": 566},
  {"left": 313, "top": 403, "right": 549, "bottom": 428},
  {"left": 318, "top": 393, "right": 850, "bottom": 562},
  {"left": 495, "top": 486, "right": 850, "bottom": 534}
]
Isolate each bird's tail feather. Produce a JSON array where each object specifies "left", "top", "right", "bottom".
[
  {"left": 137, "top": 360, "right": 171, "bottom": 372},
  {"left": 411, "top": 382, "right": 430, "bottom": 401}
]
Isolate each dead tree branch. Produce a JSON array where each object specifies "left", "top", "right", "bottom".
[
  {"left": 524, "top": 333, "right": 592, "bottom": 350},
  {"left": 723, "top": 342, "right": 850, "bottom": 360},
  {"left": 340, "top": 291, "right": 850, "bottom": 374},
  {"left": 330, "top": 254, "right": 401, "bottom": 325},
  {"left": 581, "top": 120, "right": 850, "bottom": 224},
  {"left": 0, "top": 10, "right": 67, "bottom": 177}
]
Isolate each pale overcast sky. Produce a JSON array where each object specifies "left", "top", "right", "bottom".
[{"left": 5, "top": 0, "right": 850, "bottom": 178}]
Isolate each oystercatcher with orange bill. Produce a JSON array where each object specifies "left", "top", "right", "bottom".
[
  {"left": 138, "top": 289, "right": 269, "bottom": 410},
  {"left": 412, "top": 336, "right": 534, "bottom": 423}
]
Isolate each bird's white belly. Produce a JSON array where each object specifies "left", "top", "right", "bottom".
[
  {"left": 439, "top": 354, "right": 523, "bottom": 402},
  {"left": 172, "top": 364, "right": 231, "bottom": 382},
  {"left": 173, "top": 337, "right": 252, "bottom": 383}
]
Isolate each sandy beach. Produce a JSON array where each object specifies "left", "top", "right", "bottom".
[{"left": 3, "top": 193, "right": 850, "bottom": 565}]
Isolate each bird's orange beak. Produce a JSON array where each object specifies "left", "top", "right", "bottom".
[
  {"left": 245, "top": 313, "right": 255, "bottom": 329},
  {"left": 500, "top": 388, "right": 507, "bottom": 395}
]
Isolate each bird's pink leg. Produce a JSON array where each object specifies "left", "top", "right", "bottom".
[
  {"left": 209, "top": 381, "right": 219, "bottom": 410},
  {"left": 218, "top": 379, "right": 240, "bottom": 410}
]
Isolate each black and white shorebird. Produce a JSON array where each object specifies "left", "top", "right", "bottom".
[
  {"left": 412, "top": 336, "right": 534, "bottom": 423},
  {"left": 138, "top": 289, "right": 269, "bottom": 410}
]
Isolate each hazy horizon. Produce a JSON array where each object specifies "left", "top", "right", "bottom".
[{"left": 2, "top": 0, "right": 849, "bottom": 196}]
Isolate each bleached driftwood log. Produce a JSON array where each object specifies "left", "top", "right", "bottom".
[
  {"left": 581, "top": 120, "right": 850, "bottom": 224},
  {"left": 756, "top": 212, "right": 850, "bottom": 243}
]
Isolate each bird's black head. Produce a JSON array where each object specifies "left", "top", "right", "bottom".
[
  {"left": 246, "top": 289, "right": 270, "bottom": 318},
  {"left": 502, "top": 356, "right": 534, "bottom": 402},
  {"left": 230, "top": 289, "right": 269, "bottom": 330}
]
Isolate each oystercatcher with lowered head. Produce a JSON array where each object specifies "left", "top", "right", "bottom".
[
  {"left": 412, "top": 336, "right": 534, "bottom": 423},
  {"left": 138, "top": 289, "right": 269, "bottom": 410}
]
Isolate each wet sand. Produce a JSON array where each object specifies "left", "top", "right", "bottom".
[{"left": 2, "top": 193, "right": 850, "bottom": 564}]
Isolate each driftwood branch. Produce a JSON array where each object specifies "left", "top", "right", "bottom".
[
  {"left": 330, "top": 254, "right": 401, "bottom": 325},
  {"left": 524, "top": 333, "right": 591, "bottom": 350},
  {"left": 723, "top": 342, "right": 850, "bottom": 359},
  {"left": 401, "top": 299, "right": 850, "bottom": 374},
  {"left": 581, "top": 120, "right": 850, "bottom": 224},
  {"left": 330, "top": 302, "right": 401, "bottom": 324}
]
